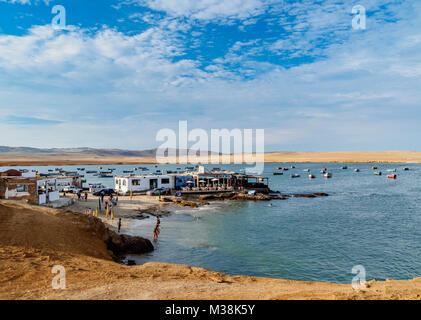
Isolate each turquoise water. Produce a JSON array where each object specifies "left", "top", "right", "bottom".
[{"left": 3, "top": 163, "right": 421, "bottom": 283}]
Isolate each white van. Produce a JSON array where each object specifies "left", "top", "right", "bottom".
[
  {"left": 63, "top": 185, "right": 82, "bottom": 194},
  {"left": 89, "top": 184, "right": 106, "bottom": 193}
]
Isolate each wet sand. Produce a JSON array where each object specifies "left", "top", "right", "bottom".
[{"left": 0, "top": 200, "right": 420, "bottom": 300}]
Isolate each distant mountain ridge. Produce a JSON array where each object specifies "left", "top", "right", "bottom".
[{"left": 0, "top": 146, "right": 221, "bottom": 157}]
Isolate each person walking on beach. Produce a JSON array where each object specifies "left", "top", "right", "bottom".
[
  {"left": 101, "top": 194, "right": 104, "bottom": 203},
  {"left": 156, "top": 216, "right": 160, "bottom": 226},
  {"left": 118, "top": 218, "right": 122, "bottom": 233},
  {"left": 77, "top": 191, "right": 81, "bottom": 201},
  {"left": 84, "top": 192, "right": 88, "bottom": 202}
]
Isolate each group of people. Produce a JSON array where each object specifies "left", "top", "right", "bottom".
[
  {"left": 77, "top": 191, "right": 88, "bottom": 201},
  {"left": 78, "top": 190, "right": 162, "bottom": 241}
]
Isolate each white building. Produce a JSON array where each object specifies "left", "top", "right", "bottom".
[
  {"left": 115, "top": 175, "right": 175, "bottom": 195},
  {"left": 55, "top": 177, "right": 74, "bottom": 191}
]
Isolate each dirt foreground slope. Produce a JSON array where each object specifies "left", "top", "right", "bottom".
[{"left": 0, "top": 201, "right": 420, "bottom": 300}]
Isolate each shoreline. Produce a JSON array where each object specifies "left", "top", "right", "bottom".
[
  {"left": 1, "top": 151, "right": 421, "bottom": 166},
  {"left": 0, "top": 200, "right": 420, "bottom": 300}
]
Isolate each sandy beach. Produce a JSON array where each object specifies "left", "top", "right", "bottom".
[
  {"left": 63, "top": 193, "right": 174, "bottom": 233},
  {"left": 1, "top": 151, "right": 421, "bottom": 167},
  {"left": 0, "top": 200, "right": 420, "bottom": 300}
]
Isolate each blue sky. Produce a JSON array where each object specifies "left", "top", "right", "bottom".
[{"left": 0, "top": 0, "right": 420, "bottom": 151}]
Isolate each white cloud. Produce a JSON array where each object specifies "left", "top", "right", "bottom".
[
  {"left": 1, "top": 1, "right": 421, "bottom": 151},
  {"left": 0, "top": 0, "right": 52, "bottom": 4},
  {"left": 133, "top": 0, "right": 270, "bottom": 21}
]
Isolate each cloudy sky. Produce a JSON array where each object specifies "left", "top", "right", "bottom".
[{"left": 0, "top": 0, "right": 420, "bottom": 151}]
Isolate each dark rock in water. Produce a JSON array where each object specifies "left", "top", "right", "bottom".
[
  {"left": 269, "top": 195, "right": 290, "bottom": 200},
  {"left": 199, "top": 192, "right": 236, "bottom": 201},
  {"left": 293, "top": 193, "right": 329, "bottom": 198},
  {"left": 230, "top": 193, "right": 272, "bottom": 201},
  {"left": 127, "top": 260, "right": 136, "bottom": 266},
  {"left": 293, "top": 194, "right": 316, "bottom": 198},
  {"left": 104, "top": 231, "right": 154, "bottom": 256}
]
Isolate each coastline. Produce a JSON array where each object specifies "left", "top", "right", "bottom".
[
  {"left": 0, "top": 200, "right": 420, "bottom": 300},
  {"left": 1, "top": 151, "right": 421, "bottom": 166}
]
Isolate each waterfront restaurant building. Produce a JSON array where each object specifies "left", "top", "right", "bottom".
[{"left": 115, "top": 175, "right": 175, "bottom": 195}]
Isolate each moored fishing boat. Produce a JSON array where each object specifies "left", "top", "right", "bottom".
[
  {"left": 291, "top": 174, "right": 300, "bottom": 178},
  {"left": 99, "top": 174, "right": 113, "bottom": 178},
  {"left": 324, "top": 172, "right": 332, "bottom": 178},
  {"left": 273, "top": 172, "right": 283, "bottom": 176},
  {"left": 354, "top": 168, "right": 360, "bottom": 172},
  {"left": 403, "top": 167, "right": 409, "bottom": 171},
  {"left": 387, "top": 169, "right": 397, "bottom": 172},
  {"left": 388, "top": 174, "right": 397, "bottom": 179},
  {"left": 372, "top": 166, "right": 378, "bottom": 170},
  {"left": 309, "top": 174, "right": 316, "bottom": 179},
  {"left": 374, "top": 171, "right": 382, "bottom": 176},
  {"left": 341, "top": 166, "right": 348, "bottom": 169},
  {"left": 303, "top": 169, "right": 310, "bottom": 172}
]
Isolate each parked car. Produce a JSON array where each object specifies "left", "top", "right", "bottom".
[
  {"left": 146, "top": 187, "right": 168, "bottom": 196},
  {"left": 63, "top": 185, "right": 82, "bottom": 194},
  {"left": 93, "top": 189, "right": 115, "bottom": 196}
]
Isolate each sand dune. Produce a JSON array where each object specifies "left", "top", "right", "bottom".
[
  {"left": 0, "top": 151, "right": 420, "bottom": 166},
  {"left": 0, "top": 200, "right": 420, "bottom": 300}
]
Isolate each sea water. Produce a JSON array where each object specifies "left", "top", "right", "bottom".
[{"left": 3, "top": 162, "right": 420, "bottom": 283}]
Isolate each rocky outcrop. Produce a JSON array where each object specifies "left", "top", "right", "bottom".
[
  {"left": 199, "top": 192, "right": 236, "bottom": 201},
  {"left": 71, "top": 211, "right": 154, "bottom": 260},
  {"left": 104, "top": 231, "right": 154, "bottom": 257},
  {"left": 199, "top": 192, "right": 328, "bottom": 201},
  {"left": 293, "top": 193, "right": 329, "bottom": 198}
]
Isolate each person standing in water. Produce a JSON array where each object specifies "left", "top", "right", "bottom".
[
  {"left": 153, "top": 216, "right": 161, "bottom": 241},
  {"left": 118, "top": 218, "right": 122, "bottom": 233}
]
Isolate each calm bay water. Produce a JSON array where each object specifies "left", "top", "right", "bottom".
[{"left": 3, "top": 162, "right": 421, "bottom": 283}]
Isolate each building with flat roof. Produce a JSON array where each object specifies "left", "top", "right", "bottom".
[
  {"left": 0, "top": 171, "right": 81, "bottom": 204},
  {"left": 115, "top": 175, "right": 175, "bottom": 195}
]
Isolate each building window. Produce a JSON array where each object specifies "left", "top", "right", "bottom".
[
  {"left": 161, "top": 178, "right": 170, "bottom": 184},
  {"left": 132, "top": 179, "right": 140, "bottom": 186},
  {"left": 16, "top": 185, "right": 29, "bottom": 193},
  {"left": 123, "top": 180, "right": 126, "bottom": 186}
]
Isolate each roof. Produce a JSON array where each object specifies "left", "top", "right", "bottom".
[
  {"left": 115, "top": 174, "right": 176, "bottom": 179},
  {"left": 0, "top": 169, "right": 22, "bottom": 177}
]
